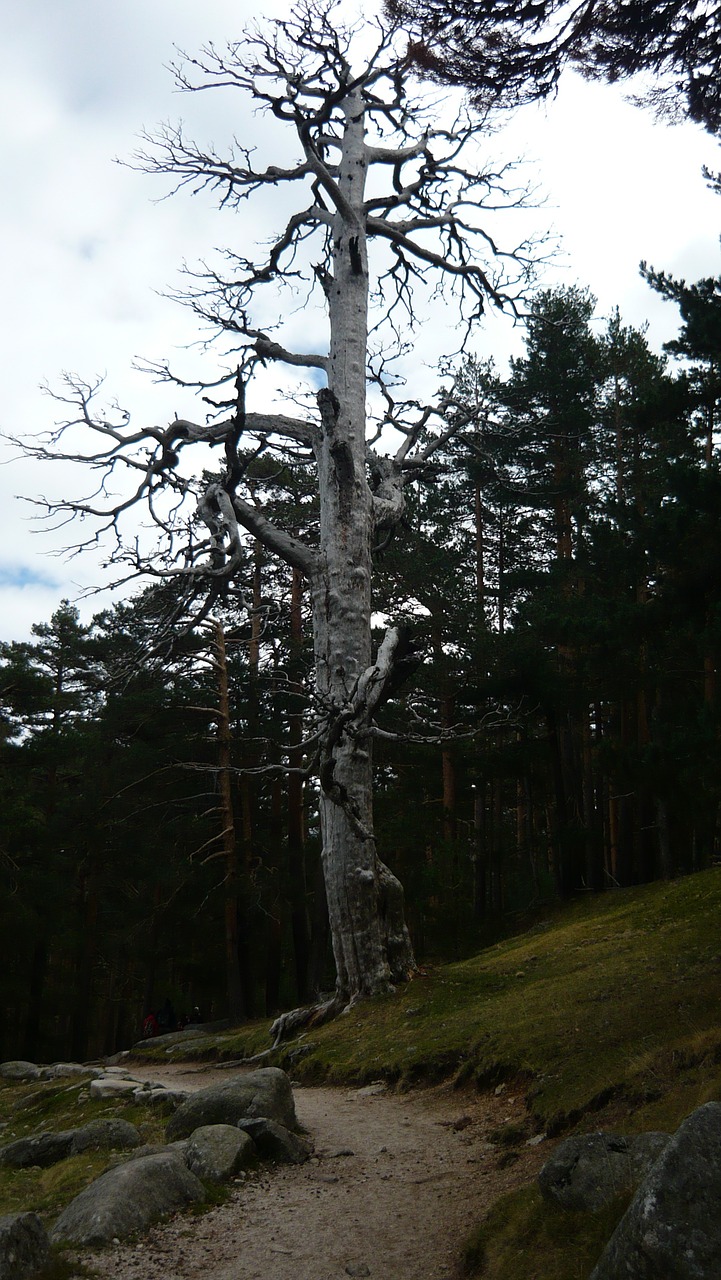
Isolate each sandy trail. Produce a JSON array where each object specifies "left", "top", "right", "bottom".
[{"left": 77, "top": 1063, "right": 549, "bottom": 1280}]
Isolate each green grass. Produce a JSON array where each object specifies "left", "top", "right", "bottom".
[
  {"left": 130, "top": 868, "right": 721, "bottom": 1280},
  {"left": 5, "top": 868, "right": 721, "bottom": 1279},
  {"left": 461, "top": 1185, "right": 633, "bottom": 1280},
  {"left": 129, "top": 869, "right": 721, "bottom": 1136},
  {"left": 251, "top": 868, "right": 721, "bottom": 1133},
  {"left": 0, "top": 1074, "right": 167, "bottom": 1221}
]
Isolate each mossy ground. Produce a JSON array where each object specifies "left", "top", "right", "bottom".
[
  {"left": 5, "top": 868, "right": 721, "bottom": 1279},
  {"left": 173, "top": 868, "right": 721, "bottom": 1135},
  {"left": 130, "top": 869, "right": 721, "bottom": 1280},
  {"left": 461, "top": 1185, "right": 633, "bottom": 1280},
  {"left": 0, "top": 1075, "right": 167, "bottom": 1219}
]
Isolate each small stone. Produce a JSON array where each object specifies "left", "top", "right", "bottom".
[{"left": 345, "top": 1265, "right": 370, "bottom": 1277}]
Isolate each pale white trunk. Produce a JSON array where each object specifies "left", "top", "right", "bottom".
[{"left": 310, "top": 85, "right": 414, "bottom": 1002}]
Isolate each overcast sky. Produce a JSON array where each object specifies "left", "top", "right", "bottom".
[{"left": 1, "top": 0, "right": 719, "bottom": 643}]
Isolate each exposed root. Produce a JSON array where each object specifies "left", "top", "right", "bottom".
[{"left": 270, "top": 996, "right": 344, "bottom": 1047}]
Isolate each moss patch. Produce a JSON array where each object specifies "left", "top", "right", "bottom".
[
  {"left": 0, "top": 1075, "right": 168, "bottom": 1221},
  {"left": 462, "top": 1184, "right": 631, "bottom": 1280},
  {"left": 262, "top": 869, "right": 721, "bottom": 1131}
]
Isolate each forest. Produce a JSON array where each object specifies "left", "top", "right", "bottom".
[
  {"left": 2, "top": 269, "right": 720, "bottom": 1063},
  {"left": 1, "top": 0, "right": 720, "bottom": 1064}
]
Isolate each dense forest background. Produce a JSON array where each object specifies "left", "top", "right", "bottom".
[{"left": 2, "top": 268, "right": 720, "bottom": 1063}]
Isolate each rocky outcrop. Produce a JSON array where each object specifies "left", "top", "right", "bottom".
[
  {"left": 538, "top": 1130, "right": 670, "bottom": 1211},
  {"left": 590, "top": 1102, "right": 721, "bottom": 1279},
  {"left": 50, "top": 1151, "right": 205, "bottom": 1246},
  {"left": 184, "top": 1124, "right": 257, "bottom": 1182},
  {"left": 0, "top": 1213, "right": 50, "bottom": 1280},
  {"left": 0, "top": 1119, "right": 141, "bottom": 1169},
  {"left": 166, "top": 1068, "right": 299, "bottom": 1142}
]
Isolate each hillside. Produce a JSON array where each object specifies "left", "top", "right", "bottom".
[
  {"left": 134, "top": 869, "right": 721, "bottom": 1278},
  {"left": 151, "top": 868, "right": 721, "bottom": 1138},
  {"left": 4, "top": 869, "right": 721, "bottom": 1279}
]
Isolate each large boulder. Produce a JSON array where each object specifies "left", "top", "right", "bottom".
[
  {"left": 166, "top": 1068, "right": 298, "bottom": 1142},
  {"left": 538, "top": 1130, "right": 670, "bottom": 1211},
  {"left": 0, "top": 1132, "right": 75, "bottom": 1169},
  {"left": 0, "top": 1119, "right": 141, "bottom": 1169},
  {"left": 0, "top": 1062, "right": 40, "bottom": 1083},
  {"left": 236, "top": 1117, "right": 313, "bottom": 1164},
  {"left": 0, "top": 1213, "right": 50, "bottom": 1280},
  {"left": 590, "top": 1102, "right": 721, "bottom": 1279},
  {"left": 184, "top": 1125, "right": 257, "bottom": 1182},
  {"left": 50, "top": 1151, "right": 204, "bottom": 1246},
  {"left": 69, "top": 1118, "right": 142, "bottom": 1155}
]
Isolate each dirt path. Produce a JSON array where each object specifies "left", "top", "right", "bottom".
[{"left": 78, "top": 1063, "right": 550, "bottom": 1280}]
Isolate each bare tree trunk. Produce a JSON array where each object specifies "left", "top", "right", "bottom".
[
  {"left": 288, "top": 567, "right": 311, "bottom": 1001},
  {"left": 310, "top": 85, "right": 414, "bottom": 1005}
]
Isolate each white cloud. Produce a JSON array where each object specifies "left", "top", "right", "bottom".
[{"left": 1, "top": 2, "right": 719, "bottom": 641}]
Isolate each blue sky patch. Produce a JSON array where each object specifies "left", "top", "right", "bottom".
[{"left": 0, "top": 565, "right": 58, "bottom": 590}]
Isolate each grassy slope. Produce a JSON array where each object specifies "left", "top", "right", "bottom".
[
  {"left": 145, "top": 869, "right": 721, "bottom": 1279},
  {"left": 4, "top": 868, "right": 721, "bottom": 1277},
  {"left": 163, "top": 868, "right": 721, "bottom": 1134}
]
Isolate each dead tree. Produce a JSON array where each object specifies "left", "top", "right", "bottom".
[{"left": 17, "top": 1, "right": 538, "bottom": 1019}]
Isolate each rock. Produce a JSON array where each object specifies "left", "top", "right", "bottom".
[
  {"left": 90, "top": 1077, "right": 141, "bottom": 1099},
  {"left": 0, "top": 1062, "right": 40, "bottom": 1083},
  {"left": 131, "top": 1085, "right": 189, "bottom": 1110},
  {"left": 0, "top": 1212, "right": 50, "bottom": 1280},
  {"left": 185, "top": 1125, "right": 257, "bottom": 1182},
  {"left": 0, "top": 1132, "right": 75, "bottom": 1169},
  {"left": 538, "top": 1130, "right": 670, "bottom": 1211},
  {"left": 0, "top": 1118, "right": 142, "bottom": 1169},
  {"left": 50, "top": 1151, "right": 204, "bottom": 1246},
  {"left": 590, "top": 1102, "right": 721, "bottom": 1279},
  {"left": 132, "top": 1028, "right": 211, "bottom": 1052},
  {"left": 119, "top": 1139, "right": 189, "bottom": 1162},
  {"left": 166, "top": 1068, "right": 299, "bottom": 1142},
  {"left": 45, "top": 1062, "right": 103, "bottom": 1080},
  {"left": 235, "top": 1118, "right": 313, "bottom": 1164},
  {"left": 69, "top": 1119, "right": 142, "bottom": 1154}
]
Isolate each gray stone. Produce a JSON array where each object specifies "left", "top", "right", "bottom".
[
  {"left": 0, "top": 1062, "right": 40, "bottom": 1083},
  {"left": 0, "top": 1118, "right": 142, "bottom": 1169},
  {"left": 185, "top": 1124, "right": 257, "bottom": 1182},
  {"left": 0, "top": 1131, "right": 75, "bottom": 1169},
  {"left": 0, "top": 1213, "right": 50, "bottom": 1280},
  {"left": 45, "top": 1062, "right": 103, "bottom": 1080},
  {"left": 590, "top": 1102, "right": 721, "bottom": 1280},
  {"left": 119, "top": 1140, "right": 189, "bottom": 1163},
  {"left": 131, "top": 1085, "right": 190, "bottom": 1110},
  {"left": 538, "top": 1130, "right": 670, "bottom": 1211},
  {"left": 89, "top": 1076, "right": 140, "bottom": 1099},
  {"left": 69, "top": 1118, "right": 142, "bottom": 1154},
  {"left": 235, "top": 1117, "right": 313, "bottom": 1164},
  {"left": 166, "top": 1068, "right": 298, "bottom": 1142},
  {"left": 50, "top": 1151, "right": 204, "bottom": 1246}
]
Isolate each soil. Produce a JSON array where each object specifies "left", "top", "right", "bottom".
[{"left": 75, "top": 1062, "right": 552, "bottom": 1280}]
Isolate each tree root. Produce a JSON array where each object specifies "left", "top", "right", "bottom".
[{"left": 269, "top": 996, "right": 344, "bottom": 1047}]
